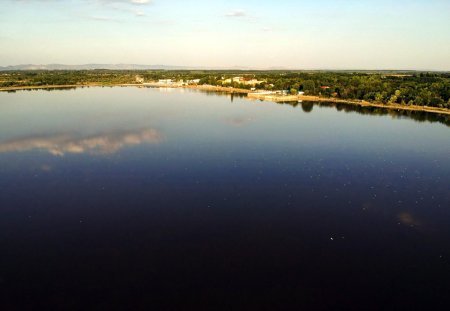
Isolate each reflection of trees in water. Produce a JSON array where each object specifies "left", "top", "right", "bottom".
[
  {"left": 195, "top": 90, "right": 247, "bottom": 102},
  {"left": 30, "top": 87, "right": 78, "bottom": 92},
  {"left": 275, "top": 101, "right": 299, "bottom": 108},
  {"left": 276, "top": 101, "right": 450, "bottom": 127},
  {"left": 5, "top": 87, "right": 78, "bottom": 93},
  {"left": 301, "top": 102, "right": 314, "bottom": 113}
]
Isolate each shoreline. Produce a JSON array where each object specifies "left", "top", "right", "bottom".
[
  {"left": 296, "top": 95, "right": 450, "bottom": 116},
  {"left": 1, "top": 83, "right": 449, "bottom": 116}
]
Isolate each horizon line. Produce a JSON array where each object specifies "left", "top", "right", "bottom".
[{"left": 1, "top": 63, "right": 449, "bottom": 72}]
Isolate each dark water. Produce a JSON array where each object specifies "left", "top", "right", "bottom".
[{"left": 0, "top": 87, "right": 449, "bottom": 310}]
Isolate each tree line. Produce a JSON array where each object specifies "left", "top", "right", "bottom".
[{"left": 1, "top": 70, "right": 449, "bottom": 108}]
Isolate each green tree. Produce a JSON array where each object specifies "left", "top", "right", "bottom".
[{"left": 303, "top": 80, "right": 316, "bottom": 95}]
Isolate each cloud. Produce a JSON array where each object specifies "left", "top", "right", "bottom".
[
  {"left": 134, "top": 10, "right": 146, "bottom": 16},
  {"left": 0, "top": 129, "right": 163, "bottom": 156},
  {"left": 85, "top": 0, "right": 152, "bottom": 21},
  {"left": 89, "top": 15, "right": 118, "bottom": 22},
  {"left": 225, "top": 10, "right": 247, "bottom": 18},
  {"left": 130, "top": 0, "right": 151, "bottom": 4},
  {"left": 10, "top": 0, "right": 153, "bottom": 3},
  {"left": 97, "top": 0, "right": 152, "bottom": 4},
  {"left": 114, "top": 0, "right": 153, "bottom": 5}
]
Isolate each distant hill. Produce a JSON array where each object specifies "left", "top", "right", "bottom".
[
  {"left": 0, "top": 64, "right": 447, "bottom": 73},
  {"left": 0, "top": 64, "right": 193, "bottom": 71}
]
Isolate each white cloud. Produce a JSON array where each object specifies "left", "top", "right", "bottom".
[
  {"left": 89, "top": 15, "right": 118, "bottom": 22},
  {"left": 96, "top": 0, "right": 153, "bottom": 5},
  {"left": 130, "top": 0, "right": 151, "bottom": 4},
  {"left": 10, "top": 0, "right": 153, "bottom": 3},
  {"left": 225, "top": 10, "right": 246, "bottom": 18}
]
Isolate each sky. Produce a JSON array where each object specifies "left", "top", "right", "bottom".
[{"left": 1, "top": 0, "right": 449, "bottom": 70}]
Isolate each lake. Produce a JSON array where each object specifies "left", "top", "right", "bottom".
[{"left": 0, "top": 87, "right": 449, "bottom": 310}]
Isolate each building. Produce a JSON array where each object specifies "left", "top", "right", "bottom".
[
  {"left": 223, "top": 77, "right": 242, "bottom": 84},
  {"left": 242, "top": 79, "right": 264, "bottom": 86},
  {"left": 223, "top": 76, "right": 264, "bottom": 85}
]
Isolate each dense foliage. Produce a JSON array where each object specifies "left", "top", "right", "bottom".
[
  {"left": 259, "top": 72, "right": 450, "bottom": 108},
  {"left": 1, "top": 70, "right": 449, "bottom": 108}
]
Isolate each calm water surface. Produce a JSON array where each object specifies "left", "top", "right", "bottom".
[{"left": 0, "top": 87, "right": 449, "bottom": 310}]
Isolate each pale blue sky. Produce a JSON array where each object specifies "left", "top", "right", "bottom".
[{"left": 1, "top": 0, "right": 449, "bottom": 69}]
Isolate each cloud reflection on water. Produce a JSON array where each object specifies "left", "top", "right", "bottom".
[
  {"left": 225, "top": 116, "right": 255, "bottom": 127},
  {"left": 398, "top": 212, "right": 421, "bottom": 227},
  {"left": 0, "top": 128, "right": 162, "bottom": 156}
]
